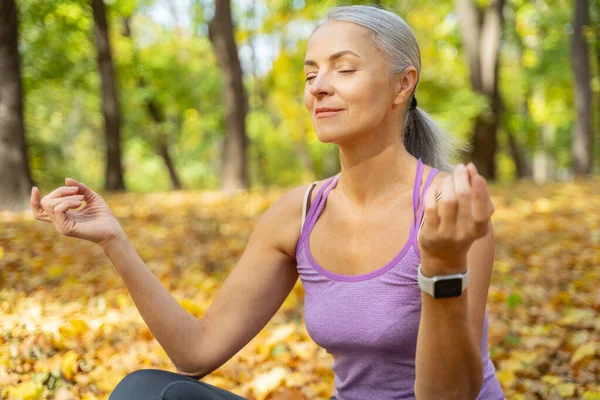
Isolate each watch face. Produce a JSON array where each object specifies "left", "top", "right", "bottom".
[{"left": 434, "top": 278, "right": 462, "bottom": 298}]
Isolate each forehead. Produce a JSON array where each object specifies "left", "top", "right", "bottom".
[{"left": 305, "top": 21, "right": 380, "bottom": 61}]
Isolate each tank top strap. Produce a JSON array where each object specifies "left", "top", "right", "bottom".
[
  {"left": 412, "top": 158, "right": 424, "bottom": 225},
  {"left": 299, "top": 174, "right": 340, "bottom": 246},
  {"left": 416, "top": 167, "right": 440, "bottom": 234}
]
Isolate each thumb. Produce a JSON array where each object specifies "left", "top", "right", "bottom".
[{"left": 65, "top": 177, "right": 95, "bottom": 200}]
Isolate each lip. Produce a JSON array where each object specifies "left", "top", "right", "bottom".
[{"left": 315, "top": 107, "right": 344, "bottom": 118}]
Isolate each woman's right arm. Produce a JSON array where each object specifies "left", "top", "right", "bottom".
[
  {"left": 102, "top": 184, "right": 310, "bottom": 378},
  {"left": 33, "top": 178, "right": 316, "bottom": 379}
]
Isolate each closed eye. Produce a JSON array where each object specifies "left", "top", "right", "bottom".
[{"left": 305, "top": 70, "right": 356, "bottom": 82}]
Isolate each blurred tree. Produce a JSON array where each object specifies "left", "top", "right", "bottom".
[
  {"left": 501, "top": 15, "right": 531, "bottom": 179},
  {"left": 570, "top": 0, "right": 593, "bottom": 175},
  {"left": 122, "top": 16, "right": 182, "bottom": 190},
  {"left": 455, "top": 0, "right": 505, "bottom": 180},
  {"left": 0, "top": 0, "right": 34, "bottom": 211},
  {"left": 92, "top": 0, "right": 125, "bottom": 191},
  {"left": 208, "top": 0, "right": 249, "bottom": 192}
]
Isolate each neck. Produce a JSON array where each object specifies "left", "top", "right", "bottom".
[{"left": 336, "top": 132, "right": 418, "bottom": 209}]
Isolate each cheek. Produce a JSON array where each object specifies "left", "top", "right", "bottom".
[
  {"left": 303, "top": 86, "right": 312, "bottom": 110},
  {"left": 343, "top": 79, "right": 389, "bottom": 121}
]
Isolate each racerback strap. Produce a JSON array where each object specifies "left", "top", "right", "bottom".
[{"left": 301, "top": 182, "right": 318, "bottom": 233}]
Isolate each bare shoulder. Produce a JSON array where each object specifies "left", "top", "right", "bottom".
[{"left": 261, "top": 178, "right": 331, "bottom": 260}]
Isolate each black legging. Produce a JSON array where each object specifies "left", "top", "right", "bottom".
[
  {"left": 109, "top": 369, "right": 247, "bottom": 400},
  {"left": 109, "top": 369, "right": 337, "bottom": 400}
]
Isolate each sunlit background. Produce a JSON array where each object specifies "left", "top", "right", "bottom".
[{"left": 1, "top": 0, "right": 599, "bottom": 399}]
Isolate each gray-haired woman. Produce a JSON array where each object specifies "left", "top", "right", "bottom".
[{"left": 32, "top": 5, "right": 504, "bottom": 400}]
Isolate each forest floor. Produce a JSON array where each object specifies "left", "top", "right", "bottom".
[{"left": 1, "top": 177, "right": 599, "bottom": 400}]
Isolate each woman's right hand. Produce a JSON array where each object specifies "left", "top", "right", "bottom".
[{"left": 31, "top": 177, "right": 124, "bottom": 247}]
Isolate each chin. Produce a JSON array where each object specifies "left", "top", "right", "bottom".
[
  {"left": 314, "top": 129, "right": 345, "bottom": 144},
  {"left": 314, "top": 126, "right": 363, "bottom": 145}
]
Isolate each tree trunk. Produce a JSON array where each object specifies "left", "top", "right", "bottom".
[
  {"left": 92, "top": 0, "right": 125, "bottom": 191},
  {"left": 455, "top": 0, "right": 505, "bottom": 180},
  {"left": 0, "top": 0, "right": 34, "bottom": 211},
  {"left": 208, "top": 0, "right": 249, "bottom": 193},
  {"left": 570, "top": 0, "right": 593, "bottom": 175},
  {"left": 506, "top": 129, "right": 529, "bottom": 179},
  {"left": 123, "top": 17, "right": 182, "bottom": 190},
  {"left": 596, "top": 13, "right": 600, "bottom": 151}
]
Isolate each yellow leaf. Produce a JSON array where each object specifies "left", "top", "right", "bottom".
[
  {"left": 69, "top": 319, "right": 89, "bottom": 335},
  {"left": 541, "top": 375, "right": 563, "bottom": 385},
  {"left": 558, "top": 308, "right": 595, "bottom": 328},
  {"left": 179, "top": 299, "right": 203, "bottom": 317},
  {"left": 59, "top": 319, "right": 89, "bottom": 339},
  {"left": 249, "top": 367, "right": 290, "bottom": 400},
  {"left": 47, "top": 264, "right": 65, "bottom": 279},
  {"left": 0, "top": 246, "right": 3, "bottom": 259},
  {"left": 571, "top": 342, "right": 598, "bottom": 365},
  {"left": 60, "top": 350, "right": 79, "bottom": 380},
  {"left": 496, "top": 370, "right": 516, "bottom": 388},
  {"left": 583, "top": 391, "right": 600, "bottom": 399},
  {"left": 566, "top": 330, "right": 590, "bottom": 348},
  {"left": 7, "top": 380, "right": 43, "bottom": 400},
  {"left": 556, "top": 383, "right": 577, "bottom": 397}
]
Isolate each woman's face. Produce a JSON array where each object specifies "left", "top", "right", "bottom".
[{"left": 303, "top": 21, "right": 398, "bottom": 144}]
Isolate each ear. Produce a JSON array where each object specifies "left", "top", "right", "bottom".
[{"left": 392, "top": 66, "right": 418, "bottom": 107}]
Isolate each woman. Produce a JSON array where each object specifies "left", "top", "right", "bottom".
[{"left": 31, "top": 5, "right": 505, "bottom": 400}]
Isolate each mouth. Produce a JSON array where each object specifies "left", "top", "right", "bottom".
[{"left": 315, "top": 108, "right": 344, "bottom": 118}]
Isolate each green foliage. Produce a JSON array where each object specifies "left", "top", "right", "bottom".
[{"left": 17, "top": 0, "right": 598, "bottom": 192}]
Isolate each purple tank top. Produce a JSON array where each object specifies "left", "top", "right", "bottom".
[{"left": 295, "top": 159, "right": 506, "bottom": 400}]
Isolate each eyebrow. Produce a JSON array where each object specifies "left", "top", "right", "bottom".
[{"left": 304, "top": 50, "right": 361, "bottom": 67}]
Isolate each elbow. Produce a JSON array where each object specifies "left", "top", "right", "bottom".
[
  {"left": 173, "top": 319, "right": 212, "bottom": 380},
  {"left": 460, "top": 364, "right": 485, "bottom": 400},
  {"left": 175, "top": 365, "right": 209, "bottom": 380},
  {"left": 469, "top": 361, "right": 484, "bottom": 399},
  {"left": 415, "top": 363, "right": 484, "bottom": 400}
]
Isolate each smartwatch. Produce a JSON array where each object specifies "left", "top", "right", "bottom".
[{"left": 418, "top": 264, "right": 469, "bottom": 298}]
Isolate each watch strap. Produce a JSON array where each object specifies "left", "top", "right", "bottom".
[{"left": 418, "top": 264, "right": 469, "bottom": 298}]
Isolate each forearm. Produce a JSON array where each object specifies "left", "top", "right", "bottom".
[
  {"left": 101, "top": 229, "right": 206, "bottom": 375},
  {"left": 414, "top": 265, "right": 483, "bottom": 399}
]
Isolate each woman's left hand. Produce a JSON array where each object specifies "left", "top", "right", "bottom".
[{"left": 418, "top": 162, "right": 495, "bottom": 273}]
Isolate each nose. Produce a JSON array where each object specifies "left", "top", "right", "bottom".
[{"left": 308, "top": 72, "right": 334, "bottom": 98}]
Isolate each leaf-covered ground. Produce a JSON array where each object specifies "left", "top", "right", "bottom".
[{"left": 1, "top": 178, "right": 599, "bottom": 400}]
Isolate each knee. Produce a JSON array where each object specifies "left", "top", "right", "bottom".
[{"left": 109, "top": 369, "right": 161, "bottom": 400}]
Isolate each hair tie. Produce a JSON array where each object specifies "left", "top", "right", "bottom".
[{"left": 409, "top": 95, "right": 418, "bottom": 111}]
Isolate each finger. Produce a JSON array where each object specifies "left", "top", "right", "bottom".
[
  {"left": 422, "top": 184, "right": 440, "bottom": 233},
  {"left": 54, "top": 199, "right": 82, "bottom": 227},
  {"left": 54, "top": 199, "right": 82, "bottom": 213},
  {"left": 65, "top": 178, "right": 95, "bottom": 201},
  {"left": 45, "top": 195, "right": 85, "bottom": 208},
  {"left": 466, "top": 162, "right": 478, "bottom": 179},
  {"left": 438, "top": 175, "right": 457, "bottom": 231},
  {"left": 471, "top": 174, "right": 490, "bottom": 233},
  {"left": 42, "top": 195, "right": 85, "bottom": 219},
  {"left": 44, "top": 185, "right": 80, "bottom": 200},
  {"left": 31, "top": 187, "right": 51, "bottom": 222},
  {"left": 453, "top": 164, "right": 472, "bottom": 223}
]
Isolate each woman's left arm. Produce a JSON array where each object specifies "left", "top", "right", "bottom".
[{"left": 414, "top": 163, "right": 496, "bottom": 400}]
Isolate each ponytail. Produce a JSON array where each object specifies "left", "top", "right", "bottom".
[{"left": 403, "top": 99, "right": 469, "bottom": 172}]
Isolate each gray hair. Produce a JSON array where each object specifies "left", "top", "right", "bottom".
[{"left": 314, "top": 5, "right": 468, "bottom": 172}]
